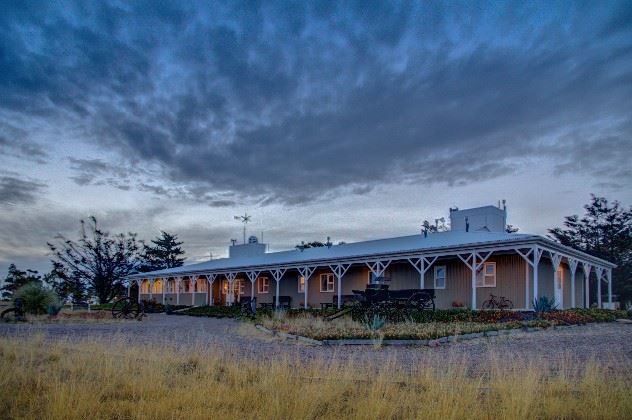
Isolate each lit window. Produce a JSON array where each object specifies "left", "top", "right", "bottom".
[
  {"left": 434, "top": 266, "right": 446, "bottom": 289},
  {"left": 320, "top": 273, "right": 335, "bottom": 292},
  {"left": 298, "top": 276, "right": 305, "bottom": 293},
  {"left": 556, "top": 268, "right": 563, "bottom": 289},
  {"left": 258, "top": 277, "right": 270, "bottom": 294},
  {"left": 221, "top": 279, "right": 228, "bottom": 295},
  {"left": 476, "top": 262, "right": 496, "bottom": 287},
  {"left": 237, "top": 279, "right": 245, "bottom": 295}
]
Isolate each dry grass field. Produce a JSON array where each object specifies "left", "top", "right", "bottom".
[{"left": 1, "top": 333, "right": 631, "bottom": 420}]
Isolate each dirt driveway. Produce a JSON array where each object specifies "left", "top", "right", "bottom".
[{"left": 1, "top": 314, "right": 631, "bottom": 371}]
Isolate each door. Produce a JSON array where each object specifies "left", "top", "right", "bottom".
[{"left": 554, "top": 268, "right": 564, "bottom": 309}]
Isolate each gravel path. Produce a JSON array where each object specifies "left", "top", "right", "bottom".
[{"left": 2, "top": 314, "right": 631, "bottom": 372}]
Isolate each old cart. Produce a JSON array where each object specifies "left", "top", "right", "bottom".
[{"left": 327, "top": 284, "right": 435, "bottom": 322}]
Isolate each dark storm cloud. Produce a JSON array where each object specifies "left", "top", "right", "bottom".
[
  {"left": 1, "top": 1, "right": 631, "bottom": 203},
  {"left": 0, "top": 173, "right": 47, "bottom": 205}
]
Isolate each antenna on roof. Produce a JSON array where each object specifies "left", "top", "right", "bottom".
[{"left": 234, "top": 212, "right": 251, "bottom": 244}]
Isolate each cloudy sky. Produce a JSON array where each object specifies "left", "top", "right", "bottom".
[{"left": 1, "top": 1, "right": 631, "bottom": 275}]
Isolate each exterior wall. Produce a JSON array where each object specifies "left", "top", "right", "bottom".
[
  {"left": 476, "top": 255, "right": 527, "bottom": 309},
  {"left": 537, "top": 260, "right": 555, "bottom": 303},
  {"left": 135, "top": 251, "right": 596, "bottom": 310},
  {"left": 386, "top": 255, "right": 528, "bottom": 310}
]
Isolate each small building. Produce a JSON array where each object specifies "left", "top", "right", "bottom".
[{"left": 128, "top": 204, "right": 615, "bottom": 310}]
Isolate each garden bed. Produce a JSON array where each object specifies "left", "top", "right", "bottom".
[{"left": 256, "top": 308, "right": 629, "bottom": 342}]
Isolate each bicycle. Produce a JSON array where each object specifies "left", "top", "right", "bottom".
[{"left": 481, "top": 294, "right": 514, "bottom": 310}]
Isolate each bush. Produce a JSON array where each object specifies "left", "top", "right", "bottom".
[
  {"left": 47, "top": 303, "right": 63, "bottom": 316},
  {"left": 15, "top": 283, "right": 59, "bottom": 315},
  {"left": 533, "top": 296, "right": 557, "bottom": 313}
]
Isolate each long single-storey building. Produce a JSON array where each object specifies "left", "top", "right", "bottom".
[{"left": 127, "top": 205, "right": 616, "bottom": 310}]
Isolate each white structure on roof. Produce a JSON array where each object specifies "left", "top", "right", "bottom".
[
  {"left": 450, "top": 204, "right": 507, "bottom": 233},
  {"left": 128, "top": 204, "right": 616, "bottom": 311}
]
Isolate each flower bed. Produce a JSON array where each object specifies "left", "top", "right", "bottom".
[
  {"left": 257, "top": 308, "right": 628, "bottom": 341},
  {"left": 259, "top": 315, "right": 543, "bottom": 341},
  {"left": 176, "top": 305, "right": 241, "bottom": 318}
]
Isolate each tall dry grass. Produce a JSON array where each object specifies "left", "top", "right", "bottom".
[{"left": 0, "top": 335, "right": 630, "bottom": 419}]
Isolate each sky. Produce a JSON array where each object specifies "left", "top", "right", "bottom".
[{"left": 1, "top": 0, "right": 631, "bottom": 276}]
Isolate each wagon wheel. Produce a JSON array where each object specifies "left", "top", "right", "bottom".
[
  {"left": 1, "top": 307, "right": 18, "bottom": 322},
  {"left": 498, "top": 298, "right": 513, "bottom": 310},
  {"left": 112, "top": 297, "right": 141, "bottom": 320},
  {"left": 481, "top": 299, "right": 496, "bottom": 310},
  {"left": 407, "top": 293, "right": 435, "bottom": 311}
]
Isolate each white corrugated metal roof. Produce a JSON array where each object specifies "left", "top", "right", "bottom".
[{"left": 133, "top": 231, "right": 547, "bottom": 277}]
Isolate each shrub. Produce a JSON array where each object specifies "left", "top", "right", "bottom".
[
  {"left": 362, "top": 314, "right": 386, "bottom": 331},
  {"left": 15, "top": 283, "right": 59, "bottom": 315},
  {"left": 47, "top": 303, "right": 63, "bottom": 316},
  {"left": 533, "top": 296, "right": 557, "bottom": 313}
]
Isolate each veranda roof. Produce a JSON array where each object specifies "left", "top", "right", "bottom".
[{"left": 129, "top": 230, "right": 614, "bottom": 279}]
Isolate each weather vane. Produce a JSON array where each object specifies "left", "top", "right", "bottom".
[{"left": 234, "top": 212, "right": 252, "bottom": 244}]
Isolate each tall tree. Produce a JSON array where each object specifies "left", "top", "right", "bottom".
[
  {"left": 548, "top": 195, "right": 632, "bottom": 305},
  {"left": 1, "top": 264, "right": 42, "bottom": 299},
  {"left": 44, "top": 265, "right": 82, "bottom": 303},
  {"left": 47, "top": 217, "right": 141, "bottom": 303},
  {"left": 139, "top": 231, "right": 186, "bottom": 272}
]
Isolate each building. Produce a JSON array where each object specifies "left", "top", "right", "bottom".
[{"left": 127, "top": 204, "right": 616, "bottom": 310}]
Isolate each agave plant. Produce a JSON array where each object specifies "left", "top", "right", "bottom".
[
  {"left": 363, "top": 314, "right": 386, "bottom": 331},
  {"left": 533, "top": 296, "right": 558, "bottom": 314}
]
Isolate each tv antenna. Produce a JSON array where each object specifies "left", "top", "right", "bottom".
[{"left": 234, "top": 212, "right": 252, "bottom": 244}]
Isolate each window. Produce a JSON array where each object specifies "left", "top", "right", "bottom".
[
  {"left": 237, "top": 279, "right": 245, "bottom": 295},
  {"left": 258, "top": 277, "right": 270, "bottom": 294},
  {"left": 556, "top": 268, "right": 563, "bottom": 290},
  {"left": 367, "top": 271, "right": 379, "bottom": 284},
  {"left": 320, "top": 273, "right": 335, "bottom": 292},
  {"left": 221, "top": 279, "right": 228, "bottom": 295},
  {"left": 434, "top": 266, "right": 446, "bottom": 289},
  {"left": 476, "top": 262, "right": 496, "bottom": 287},
  {"left": 298, "top": 276, "right": 305, "bottom": 293}
]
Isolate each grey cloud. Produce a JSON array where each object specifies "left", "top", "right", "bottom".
[
  {"left": 1, "top": 1, "right": 631, "bottom": 205},
  {"left": 0, "top": 173, "right": 47, "bottom": 206},
  {"left": 0, "top": 123, "right": 48, "bottom": 164}
]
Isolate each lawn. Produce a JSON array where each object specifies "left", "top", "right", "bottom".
[{"left": 0, "top": 335, "right": 630, "bottom": 419}]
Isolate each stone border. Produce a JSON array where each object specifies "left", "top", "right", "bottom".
[{"left": 255, "top": 324, "right": 586, "bottom": 346}]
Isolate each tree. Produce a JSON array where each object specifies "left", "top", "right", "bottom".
[
  {"left": 296, "top": 241, "right": 325, "bottom": 250},
  {"left": 421, "top": 218, "right": 449, "bottom": 234},
  {"left": 1, "top": 264, "right": 42, "bottom": 299},
  {"left": 548, "top": 195, "right": 632, "bottom": 305},
  {"left": 44, "top": 266, "right": 81, "bottom": 303},
  {"left": 505, "top": 224, "right": 520, "bottom": 233},
  {"left": 47, "top": 217, "right": 141, "bottom": 304},
  {"left": 139, "top": 231, "right": 186, "bottom": 272}
]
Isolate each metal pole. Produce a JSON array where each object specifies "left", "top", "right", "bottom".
[
  {"left": 607, "top": 269, "right": 613, "bottom": 306},
  {"left": 533, "top": 248, "right": 539, "bottom": 306},
  {"left": 471, "top": 254, "right": 477, "bottom": 310}
]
